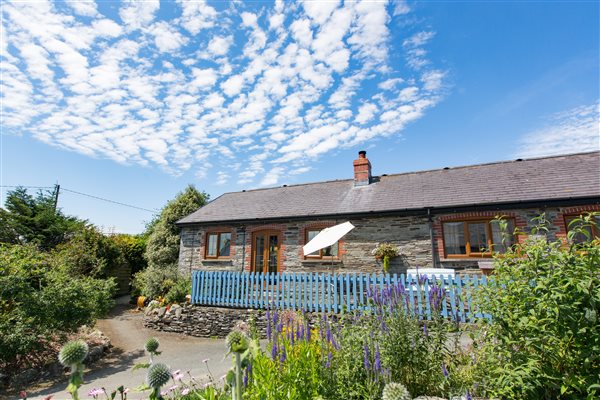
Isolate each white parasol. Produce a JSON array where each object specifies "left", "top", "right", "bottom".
[{"left": 303, "top": 221, "right": 355, "bottom": 256}]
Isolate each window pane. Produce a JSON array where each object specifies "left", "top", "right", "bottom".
[
  {"left": 567, "top": 216, "right": 595, "bottom": 243},
  {"left": 207, "top": 233, "right": 218, "bottom": 257},
  {"left": 323, "top": 241, "right": 338, "bottom": 257},
  {"left": 468, "top": 222, "right": 489, "bottom": 253},
  {"left": 306, "top": 230, "right": 320, "bottom": 256},
  {"left": 219, "top": 233, "right": 231, "bottom": 257},
  {"left": 268, "top": 235, "right": 278, "bottom": 273},
  {"left": 443, "top": 222, "right": 466, "bottom": 254},
  {"left": 254, "top": 236, "right": 264, "bottom": 272},
  {"left": 491, "top": 220, "right": 515, "bottom": 253}
]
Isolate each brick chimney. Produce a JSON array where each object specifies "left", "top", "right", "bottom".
[{"left": 353, "top": 150, "right": 372, "bottom": 186}]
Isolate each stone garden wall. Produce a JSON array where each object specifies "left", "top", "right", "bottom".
[{"left": 143, "top": 304, "right": 330, "bottom": 339}]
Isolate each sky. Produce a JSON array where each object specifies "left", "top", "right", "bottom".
[{"left": 1, "top": 0, "right": 599, "bottom": 234}]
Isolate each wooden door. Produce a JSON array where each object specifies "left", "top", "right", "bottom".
[{"left": 251, "top": 230, "right": 280, "bottom": 273}]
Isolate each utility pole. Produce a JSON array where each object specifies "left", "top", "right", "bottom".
[{"left": 53, "top": 183, "right": 60, "bottom": 213}]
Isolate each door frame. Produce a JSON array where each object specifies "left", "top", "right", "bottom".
[{"left": 251, "top": 230, "right": 281, "bottom": 273}]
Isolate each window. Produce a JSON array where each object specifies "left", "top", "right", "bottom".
[
  {"left": 565, "top": 214, "right": 600, "bottom": 244},
  {"left": 205, "top": 232, "right": 232, "bottom": 258},
  {"left": 305, "top": 228, "right": 339, "bottom": 259},
  {"left": 442, "top": 219, "right": 515, "bottom": 257}
]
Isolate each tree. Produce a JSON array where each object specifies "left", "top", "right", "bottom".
[
  {"left": 0, "top": 187, "right": 83, "bottom": 250},
  {"left": 145, "top": 185, "right": 208, "bottom": 269}
]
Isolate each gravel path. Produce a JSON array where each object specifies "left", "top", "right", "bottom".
[{"left": 24, "top": 298, "right": 232, "bottom": 400}]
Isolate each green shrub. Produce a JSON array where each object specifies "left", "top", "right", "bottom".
[
  {"left": 0, "top": 244, "right": 116, "bottom": 367},
  {"left": 475, "top": 214, "right": 600, "bottom": 399},
  {"left": 132, "top": 264, "right": 189, "bottom": 301},
  {"left": 165, "top": 277, "right": 191, "bottom": 304}
]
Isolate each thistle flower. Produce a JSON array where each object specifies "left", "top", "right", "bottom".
[
  {"left": 147, "top": 363, "right": 171, "bottom": 389},
  {"left": 226, "top": 330, "right": 249, "bottom": 354},
  {"left": 59, "top": 340, "right": 89, "bottom": 367},
  {"left": 381, "top": 382, "right": 411, "bottom": 400},
  {"left": 145, "top": 337, "right": 160, "bottom": 354}
]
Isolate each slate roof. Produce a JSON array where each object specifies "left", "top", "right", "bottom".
[{"left": 178, "top": 151, "right": 600, "bottom": 225}]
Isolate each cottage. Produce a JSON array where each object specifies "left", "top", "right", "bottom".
[{"left": 177, "top": 151, "right": 600, "bottom": 276}]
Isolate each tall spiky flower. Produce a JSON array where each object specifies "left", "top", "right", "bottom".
[
  {"left": 144, "top": 337, "right": 161, "bottom": 364},
  {"left": 382, "top": 382, "right": 411, "bottom": 400},
  {"left": 59, "top": 340, "right": 89, "bottom": 400},
  {"left": 147, "top": 363, "right": 171, "bottom": 400}
]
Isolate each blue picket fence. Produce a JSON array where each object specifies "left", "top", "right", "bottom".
[{"left": 191, "top": 271, "right": 490, "bottom": 322}]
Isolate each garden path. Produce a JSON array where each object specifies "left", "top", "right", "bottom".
[{"left": 25, "top": 297, "right": 232, "bottom": 400}]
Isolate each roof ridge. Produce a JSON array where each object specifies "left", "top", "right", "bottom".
[{"left": 219, "top": 150, "right": 600, "bottom": 195}]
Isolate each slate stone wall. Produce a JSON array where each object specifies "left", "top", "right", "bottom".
[
  {"left": 143, "top": 304, "right": 333, "bottom": 339},
  {"left": 178, "top": 204, "right": 600, "bottom": 275},
  {"left": 178, "top": 215, "right": 433, "bottom": 276}
]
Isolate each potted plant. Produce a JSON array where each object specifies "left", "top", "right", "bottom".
[{"left": 371, "top": 243, "right": 400, "bottom": 273}]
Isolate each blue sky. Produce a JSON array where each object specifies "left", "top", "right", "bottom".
[{"left": 1, "top": 0, "right": 598, "bottom": 233}]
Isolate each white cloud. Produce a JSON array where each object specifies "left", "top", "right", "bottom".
[
  {"left": 516, "top": 103, "right": 600, "bottom": 158},
  {"left": 2, "top": 0, "right": 447, "bottom": 188},
  {"left": 177, "top": 0, "right": 217, "bottom": 34},
  {"left": 208, "top": 35, "right": 234, "bottom": 56},
  {"left": 355, "top": 103, "right": 378, "bottom": 124},
  {"left": 150, "top": 22, "right": 187, "bottom": 53},
  {"left": 65, "top": 0, "right": 99, "bottom": 17},
  {"left": 119, "top": 0, "right": 160, "bottom": 30}
]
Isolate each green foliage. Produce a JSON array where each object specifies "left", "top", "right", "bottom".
[
  {"left": 246, "top": 321, "right": 324, "bottom": 400},
  {"left": 52, "top": 225, "right": 124, "bottom": 278},
  {"left": 475, "top": 214, "right": 600, "bottom": 399},
  {"left": 132, "top": 264, "right": 184, "bottom": 300},
  {"left": 0, "top": 244, "right": 116, "bottom": 367},
  {"left": 145, "top": 185, "right": 208, "bottom": 270},
  {"left": 111, "top": 233, "right": 147, "bottom": 275},
  {"left": 164, "top": 277, "right": 192, "bottom": 304},
  {"left": 0, "top": 187, "right": 84, "bottom": 250}
]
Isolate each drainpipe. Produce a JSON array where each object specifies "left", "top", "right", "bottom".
[
  {"left": 427, "top": 208, "right": 439, "bottom": 268},
  {"left": 240, "top": 226, "right": 246, "bottom": 273}
]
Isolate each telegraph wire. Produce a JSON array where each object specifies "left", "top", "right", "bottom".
[{"left": 1, "top": 185, "right": 158, "bottom": 214}]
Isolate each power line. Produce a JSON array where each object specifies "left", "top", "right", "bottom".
[
  {"left": 61, "top": 187, "right": 159, "bottom": 214},
  {"left": 0, "top": 185, "right": 54, "bottom": 189},
  {"left": 1, "top": 184, "right": 159, "bottom": 214}
]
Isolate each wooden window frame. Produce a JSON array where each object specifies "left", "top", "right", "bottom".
[
  {"left": 204, "top": 231, "right": 232, "bottom": 259},
  {"left": 304, "top": 228, "right": 339, "bottom": 260},
  {"left": 564, "top": 214, "right": 600, "bottom": 243},
  {"left": 442, "top": 217, "right": 515, "bottom": 258}
]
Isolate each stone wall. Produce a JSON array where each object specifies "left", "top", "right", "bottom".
[
  {"left": 178, "top": 215, "right": 433, "bottom": 275},
  {"left": 178, "top": 204, "right": 600, "bottom": 275},
  {"left": 143, "top": 304, "right": 331, "bottom": 338}
]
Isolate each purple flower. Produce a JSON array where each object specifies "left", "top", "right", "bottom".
[
  {"left": 306, "top": 324, "right": 311, "bottom": 342},
  {"left": 326, "top": 351, "right": 332, "bottom": 369},
  {"left": 271, "top": 343, "right": 278, "bottom": 360},
  {"left": 363, "top": 344, "right": 371, "bottom": 370},
  {"left": 442, "top": 363, "right": 449, "bottom": 377},
  {"left": 422, "top": 323, "right": 428, "bottom": 337},
  {"left": 466, "top": 390, "right": 472, "bottom": 400},
  {"left": 243, "top": 367, "right": 248, "bottom": 388},
  {"left": 374, "top": 346, "right": 381, "bottom": 373},
  {"left": 279, "top": 346, "right": 287, "bottom": 363}
]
